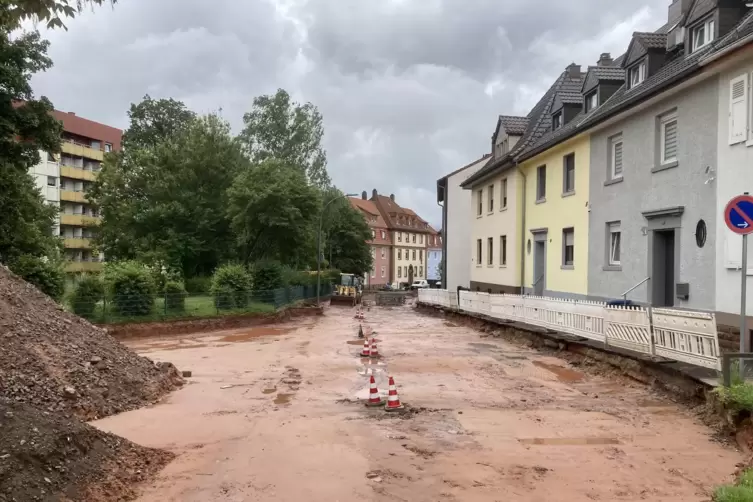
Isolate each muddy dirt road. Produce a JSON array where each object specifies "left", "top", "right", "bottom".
[{"left": 95, "top": 304, "right": 742, "bottom": 501}]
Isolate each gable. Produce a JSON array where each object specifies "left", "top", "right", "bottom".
[
  {"left": 623, "top": 38, "right": 648, "bottom": 67},
  {"left": 493, "top": 119, "right": 506, "bottom": 146},
  {"left": 582, "top": 69, "right": 600, "bottom": 93}
]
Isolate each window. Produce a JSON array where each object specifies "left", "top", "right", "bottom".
[
  {"left": 563, "top": 153, "right": 575, "bottom": 194},
  {"left": 500, "top": 235, "right": 507, "bottom": 266},
  {"left": 628, "top": 61, "right": 646, "bottom": 88},
  {"left": 477, "top": 190, "right": 483, "bottom": 215},
  {"left": 404, "top": 266, "right": 408, "bottom": 277},
  {"left": 419, "top": 234, "right": 424, "bottom": 244},
  {"left": 381, "top": 248, "right": 386, "bottom": 259},
  {"left": 488, "top": 184, "right": 494, "bottom": 212},
  {"left": 487, "top": 237, "right": 493, "bottom": 266},
  {"left": 398, "top": 267, "right": 402, "bottom": 279},
  {"left": 729, "top": 74, "right": 748, "bottom": 145},
  {"left": 47, "top": 176, "right": 56, "bottom": 187},
  {"left": 371, "top": 230, "right": 376, "bottom": 239},
  {"left": 381, "top": 266, "right": 385, "bottom": 278},
  {"left": 419, "top": 266, "right": 423, "bottom": 277},
  {"left": 501, "top": 178, "right": 508, "bottom": 209},
  {"left": 90, "top": 140, "right": 101, "bottom": 150},
  {"left": 552, "top": 111, "right": 562, "bottom": 130},
  {"left": 610, "top": 135, "right": 623, "bottom": 179},
  {"left": 371, "top": 267, "right": 376, "bottom": 278},
  {"left": 398, "top": 249, "right": 402, "bottom": 260},
  {"left": 381, "top": 230, "right": 386, "bottom": 239},
  {"left": 104, "top": 143, "right": 113, "bottom": 153},
  {"left": 536, "top": 165, "right": 547, "bottom": 201},
  {"left": 371, "top": 248, "right": 376, "bottom": 259},
  {"left": 420, "top": 250, "right": 423, "bottom": 262},
  {"left": 608, "top": 223, "right": 621, "bottom": 266},
  {"left": 562, "top": 228, "right": 575, "bottom": 267},
  {"left": 412, "top": 234, "right": 416, "bottom": 243},
  {"left": 659, "top": 112, "right": 678, "bottom": 165},
  {"left": 691, "top": 17, "right": 714, "bottom": 52},
  {"left": 476, "top": 239, "right": 482, "bottom": 264},
  {"left": 585, "top": 91, "right": 598, "bottom": 113},
  {"left": 398, "top": 232, "right": 402, "bottom": 242}
]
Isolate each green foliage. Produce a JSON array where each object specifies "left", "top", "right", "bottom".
[
  {"left": 122, "top": 95, "right": 196, "bottom": 150},
  {"left": 8, "top": 254, "right": 64, "bottom": 300},
  {"left": 283, "top": 268, "right": 317, "bottom": 287},
  {"left": 163, "top": 280, "right": 187, "bottom": 313},
  {"left": 240, "top": 88, "right": 330, "bottom": 187},
  {"left": 210, "top": 264, "right": 251, "bottom": 309},
  {"left": 715, "top": 383, "right": 753, "bottom": 412},
  {"left": 184, "top": 276, "right": 211, "bottom": 294},
  {"left": 2, "top": 0, "right": 114, "bottom": 30},
  {"left": 714, "top": 470, "right": 753, "bottom": 502},
  {"left": 227, "top": 158, "right": 321, "bottom": 265},
  {"left": 105, "top": 261, "right": 156, "bottom": 317},
  {"left": 252, "top": 261, "right": 285, "bottom": 291},
  {"left": 321, "top": 191, "right": 373, "bottom": 276},
  {"left": 71, "top": 274, "right": 104, "bottom": 317}
]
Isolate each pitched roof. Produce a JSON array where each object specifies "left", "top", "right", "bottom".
[
  {"left": 582, "top": 66, "right": 625, "bottom": 92},
  {"left": 499, "top": 115, "right": 528, "bottom": 135},
  {"left": 371, "top": 194, "right": 432, "bottom": 232},
  {"left": 348, "top": 198, "right": 387, "bottom": 228},
  {"left": 634, "top": 32, "right": 668, "bottom": 50},
  {"left": 686, "top": 0, "right": 716, "bottom": 26},
  {"left": 438, "top": 153, "right": 491, "bottom": 183}
]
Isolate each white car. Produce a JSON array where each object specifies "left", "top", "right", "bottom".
[{"left": 411, "top": 280, "right": 429, "bottom": 289}]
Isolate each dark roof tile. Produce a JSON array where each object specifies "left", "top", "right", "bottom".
[
  {"left": 634, "top": 32, "right": 669, "bottom": 49},
  {"left": 499, "top": 115, "right": 528, "bottom": 135},
  {"left": 686, "top": 0, "right": 716, "bottom": 26}
]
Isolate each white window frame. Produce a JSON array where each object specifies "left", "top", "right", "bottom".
[
  {"left": 586, "top": 91, "right": 598, "bottom": 112},
  {"left": 659, "top": 112, "right": 679, "bottom": 165},
  {"left": 500, "top": 235, "right": 507, "bottom": 266},
  {"left": 380, "top": 247, "right": 385, "bottom": 259},
  {"left": 381, "top": 266, "right": 385, "bottom": 278},
  {"left": 501, "top": 178, "right": 508, "bottom": 209},
  {"left": 562, "top": 228, "right": 575, "bottom": 267},
  {"left": 552, "top": 112, "right": 562, "bottom": 130},
  {"left": 608, "top": 222, "right": 621, "bottom": 266},
  {"left": 611, "top": 135, "right": 624, "bottom": 179},
  {"left": 487, "top": 183, "right": 494, "bottom": 213},
  {"left": 487, "top": 237, "right": 494, "bottom": 266},
  {"left": 629, "top": 61, "right": 646, "bottom": 88},
  {"left": 476, "top": 189, "right": 483, "bottom": 216},
  {"left": 476, "top": 239, "right": 482, "bottom": 265},
  {"left": 691, "top": 18, "right": 714, "bottom": 52}
]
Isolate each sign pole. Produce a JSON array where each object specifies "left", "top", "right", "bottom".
[{"left": 742, "top": 232, "right": 748, "bottom": 379}]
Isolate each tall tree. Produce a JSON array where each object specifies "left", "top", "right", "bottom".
[
  {"left": 324, "top": 197, "right": 373, "bottom": 276},
  {"left": 239, "top": 89, "right": 331, "bottom": 187},
  {"left": 90, "top": 113, "right": 248, "bottom": 277},
  {"left": 122, "top": 95, "right": 196, "bottom": 150},
  {"left": 3, "top": 0, "right": 114, "bottom": 29},
  {"left": 227, "top": 158, "right": 321, "bottom": 266}
]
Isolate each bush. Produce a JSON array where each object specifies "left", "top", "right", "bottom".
[
  {"left": 252, "top": 261, "right": 284, "bottom": 291},
  {"left": 9, "top": 255, "right": 65, "bottom": 301},
  {"left": 715, "top": 383, "right": 753, "bottom": 412},
  {"left": 210, "top": 264, "right": 251, "bottom": 309},
  {"left": 714, "top": 469, "right": 753, "bottom": 501},
  {"left": 71, "top": 274, "right": 104, "bottom": 318},
  {"left": 185, "top": 276, "right": 211, "bottom": 294},
  {"left": 105, "top": 261, "right": 156, "bottom": 317},
  {"left": 163, "top": 280, "right": 187, "bottom": 313},
  {"left": 282, "top": 268, "right": 317, "bottom": 287}
]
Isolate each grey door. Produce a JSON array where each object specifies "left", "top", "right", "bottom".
[
  {"left": 651, "top": 230, "right": 675, "bottom": 307},
  {"left": 533, "top": 240, "right": 546, "bottom": 296}
]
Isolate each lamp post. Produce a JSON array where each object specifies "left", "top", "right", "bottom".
[{"left": 317, "top": 192, "right": 359, "bottom": 306}]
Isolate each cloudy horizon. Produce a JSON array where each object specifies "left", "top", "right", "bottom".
[{"left": 30, "top": 0, "right": 670, "bottom": 228}]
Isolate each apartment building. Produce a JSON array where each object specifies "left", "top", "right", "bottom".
[
  {"left": 427, "top": 228, "right": 442, "bottom": 284},
  {"left": 349, "top": 194, "right": 392, "bottom": 286},
  {"left": 28, "top": 110, "right": 122, "bottom": 274}
]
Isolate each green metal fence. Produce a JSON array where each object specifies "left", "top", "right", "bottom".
[{"left": 69, "top": 284, "right": 332, "bottom": 324}]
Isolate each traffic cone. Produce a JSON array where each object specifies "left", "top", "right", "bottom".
[
  {"left": 370, "top": 338, "right": 379, "bottom": 358},
  {"left": 360, "top": 338, "right": 371, "bottom": 357},
  {"left": 358, "top": 324, "right": 364, "bottom": 338},
  {"left": 365, "top": 375, "right": 384, "bottom": 406},
  {"left": 385, "top": 376, "right": 404, "bottom": 411},
  {"left": 353, "top": 307, "right": 359, "bottom": 319}
]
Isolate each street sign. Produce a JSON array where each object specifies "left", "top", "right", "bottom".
[{"left": 725, "top": 194, "right": 753, "bottom": 235}]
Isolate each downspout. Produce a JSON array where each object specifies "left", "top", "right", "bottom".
[
  {"left": 516, "top": 162, "right": 526, "bottom": 293},
  {"left": 437, "top": 184, "right": 446, "bottom": 286}
]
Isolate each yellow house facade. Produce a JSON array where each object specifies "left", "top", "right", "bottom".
[{"left": 521, "top": 133, "right": 590, "bottom": 298}]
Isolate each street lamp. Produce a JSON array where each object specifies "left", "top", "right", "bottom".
[{"left": 317, "top": 192, "right": 359, "bottom": 306}]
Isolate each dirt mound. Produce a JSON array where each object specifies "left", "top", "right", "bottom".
[
  {"left": 0, "top": 265, "right": 184, "bottom": 420},
  {"left": 0, "top": 399, "right": 172, "bottom": 502}
]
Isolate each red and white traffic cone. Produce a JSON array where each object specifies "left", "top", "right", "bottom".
[
  {"left": 360, "top": 338, "right": 371, "bottom": 357},
  {"left": 365, "top": 375, "right": 384, "bottom": 407},
  {"left": 370, "top": 338, "right": 379, "bottom": 358},
  {"left": 384, "top": 376, "right": 404, "bottom": 411}
]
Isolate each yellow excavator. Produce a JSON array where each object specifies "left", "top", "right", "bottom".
[{"left": 330, "top": 273, "right": 363, "bottom": 306}]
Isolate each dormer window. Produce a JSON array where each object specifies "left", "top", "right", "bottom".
[
  {"left": 691, "top": 18, "right": 714, "bottom": 52},
  {"left": 585, "top": 91, "right": 598, "bottom": 113},
  {"left": 628, "top": 61, "right": 646, "bottom": 88},
  {"left": 552, "top": 111, "right": 563, "bottom": 130}
]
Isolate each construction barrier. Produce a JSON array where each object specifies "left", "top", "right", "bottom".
[{"left": 418, "top": 289, "right": 721, "bottom": 371}]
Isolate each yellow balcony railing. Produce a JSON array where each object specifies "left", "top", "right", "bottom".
[
  {"left": 64, "top": 238, "right": 92, "bottom": 249},
  {"left": 60, "top": 214, "right": 100, "bottom": 227},
  {"left": 65, "top": 261, "right": 104, "bottom": 273},
  {"left": 60, "top": 190, "right": 87, "bottom": 203},
  {"left": 62, "top": 141, "right": 104, "bottom": 161},
  {"left": 60, "top": 166, "right": 97, "bottom": 182}
]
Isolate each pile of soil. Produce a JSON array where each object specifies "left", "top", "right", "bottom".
[
  {"left": 0, "top": 399, "right": 172, "bottom": 502},
  {"left": 0, "top": 266, "right": 184, "bottom": 420}
]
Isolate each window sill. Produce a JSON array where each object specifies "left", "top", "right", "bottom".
[
  {"left": 561, "top": 190, "right": 576, "bottom": 198},
  {"left": 487, "top": 265, "right": 494, "bottom": 268},
  {"left": 476, "top": 265, "right": 482, "bottom": 268},
  {"left": 535, "top": 197, "right": 547, "bottom": 205},
  {"left": 487, "top": 212, "right": 494, "bottom": 216},
  {"left": 651, "top": 160, "right": 678, "bottom": 174},
  {"left": 745, "top": 138, "right": 753, "bottom": 148},
  {"left": 604, "top": 177, "right": 623, "bottom": 186},
  {"left": 499, "top": 206, "right": 508, "bottom": 212},
  {"left": 499, "top": 265, "right": 508, "bottom": 269},
  {"left": 561, "top": 265, "right": 574, "bottom": 270},
  {"left": 603, "top": 264, "right": 622, "bottom": 271},
  {"left": 476, "top": 215, "right": 483, "bottom": 219}
]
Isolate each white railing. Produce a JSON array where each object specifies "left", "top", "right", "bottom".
[{"left": 418, "top": 289, "right": 721, "bottom": 370}]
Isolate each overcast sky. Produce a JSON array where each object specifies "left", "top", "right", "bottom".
[{"left": 31, "top": 0, "right": 668, "bottom": 227}]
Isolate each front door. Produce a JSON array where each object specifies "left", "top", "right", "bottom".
[
  {"left": 651, "top": 230, "right": 676, "bottom": 307},
  {"left": 533, "top": 240, "right": 546, "bottom": 296}
]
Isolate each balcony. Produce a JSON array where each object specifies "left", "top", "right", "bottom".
[
  {"left": 60, "top": 165, "right": 97, "bottom": 181},
  {"left": 60, "top": 214, "right": 100, "bottom": 227},
  {"left": 64, "top": 238, "right": 92, "bottom": 249},
  {"left": 62, "top": 141, "right": 104, "bottom": 161},
  {"left": 60, "top": 190, "right": 87, "bottom": 203},
  {"left": 65, "top": 261, "right": 104, "bottom": 273}
]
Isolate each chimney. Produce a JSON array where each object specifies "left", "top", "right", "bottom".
[
  {"left": 68, "top": 112, "right": 76, "bottom": 115},
  {"left": 567, "top": 63, "right": 581, "bottom": 78},
  {"left": 597, "top": 53, "right": 612, "bottom": 67},
  {"left": 361, "top": 191, "right": 367, "bottom": 200},
  {"left": 371, "top": 189, "right": 377, "bottom": 198},
  {"left": 390, "top": 194, "right": 395, "bottom": 202}
]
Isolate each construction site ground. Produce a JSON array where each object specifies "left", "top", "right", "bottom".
[{"left": 96, "top": 303, "right": 743, "bottom": 501}]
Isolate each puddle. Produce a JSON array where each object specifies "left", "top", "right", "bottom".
[
  {"left": 274, "top": 393, "right": 294, "bottom": 405},
  {"left": 518, "top": 437, "right": 620, "bottom": 446},
  {"left": 532, "top": 361, "right": 585, "bottom": 383},
  {"left": 262, "top": 387, "right": 277, "bottom": 394},
  {"left": 137, "top": 343, "right": 209, "bottom": 352},
  {"left": 219, "top": 327, "right": 293, "bottom": 343}
]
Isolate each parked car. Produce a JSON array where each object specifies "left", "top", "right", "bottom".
[{"left": 411, "top": 280, "right": 429, "bottom": 290}]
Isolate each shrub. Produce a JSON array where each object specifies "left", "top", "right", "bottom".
[
  {"left": 9, "top": 255, "right": 65, "bottom": 301},
  {"left": 71, "top": 274, "right": 104, "bottom": 318},
  {"left": 184, "top": 276, "right": 211, "bottom": 294},
  {"left": 716, "top": 383, "right": 753, "bottom": 412},
  {"left": 252, "top": 260, "right": 284, "bottom": 291},
  {"left": 163, "top": 280, "right": 187, "bottom": 313},
  {"left": 210, "top": 264, "right": 251, "bottom": 309},
  {"left": 282, "top": 267, "right": 317, "bottom": 287},
  {"left": 105, "top": 261, "right": 156, "bottom": 317}
]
